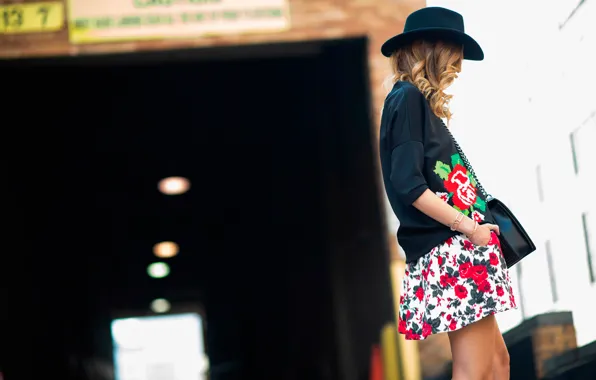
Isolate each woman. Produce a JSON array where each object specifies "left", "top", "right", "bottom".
[{"left": 379, "top": 7, "right": 516, "bottom": 380}]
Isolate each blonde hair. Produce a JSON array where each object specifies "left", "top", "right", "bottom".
[{"left": 386, "top": 40, "right": 463, "bottom": 123}]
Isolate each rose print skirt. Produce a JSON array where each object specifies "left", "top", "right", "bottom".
[{"left": 398, "top": 232, "right": 517, "bottom": 340}]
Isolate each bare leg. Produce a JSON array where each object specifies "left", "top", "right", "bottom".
[
  {"left": 449, "top": 315, "right": 498, "bottom": 380},
  {"left": 492, "top": 321, "right": 510, "bottom": 380}
]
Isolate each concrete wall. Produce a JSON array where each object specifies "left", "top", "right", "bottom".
[
  {"left": 428, "top": 0, "right": 596, "bottom": 345},
  {"left": 521, "top": 0, "right": 596, "bottom": 347}
]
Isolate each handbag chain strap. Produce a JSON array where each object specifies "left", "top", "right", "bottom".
[{"left": 440, "top": 120, "right": 493, "bottom": 201}]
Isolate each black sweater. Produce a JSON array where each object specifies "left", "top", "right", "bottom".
[{"left": 380, "top": 81, "right": 495, "bottom": 263}]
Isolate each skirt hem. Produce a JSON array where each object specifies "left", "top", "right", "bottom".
[{"left": 400, "top": 304, "right": 518, "bottom": 341}]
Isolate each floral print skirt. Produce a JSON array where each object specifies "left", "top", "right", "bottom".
[{"left": 398, "top": 232, "right": 517, "bottom": 340}]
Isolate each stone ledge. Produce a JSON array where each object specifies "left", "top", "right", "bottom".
[
  {"left": 503, "top": 311, "right": 574, "bottom": 347},
  {"left": 543, "top": 340, "right": 596, "bottom": 379}
]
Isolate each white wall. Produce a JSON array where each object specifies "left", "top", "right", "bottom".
[{"left": 422, "top": 0, "right": 596, "bottom": 344}]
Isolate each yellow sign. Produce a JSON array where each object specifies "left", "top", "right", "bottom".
[
  {"left": 0, "top": 1, "right": 64, "bottom": 34},
  {"left": 67, "top": 0, "right": 290, "bottom": 44}
]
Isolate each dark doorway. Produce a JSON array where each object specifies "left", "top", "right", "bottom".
[{"left": 1, "top": 37, "right": 395, "bottom": 380}]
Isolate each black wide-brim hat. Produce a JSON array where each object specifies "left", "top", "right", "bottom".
[{"left": 381, "top": 7, "right": 484, "bottom": 61}]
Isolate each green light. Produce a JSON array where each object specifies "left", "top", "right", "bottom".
[{"left": 147, "top": 262, "right": 170, "bottom": 278}]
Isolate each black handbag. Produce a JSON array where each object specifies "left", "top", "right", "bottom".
[{"left": 443, "top": 124, "right": 536, "bottom": 267}]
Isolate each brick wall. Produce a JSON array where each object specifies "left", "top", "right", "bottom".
[
  {"left": 0, "top": 0, "right": 425, "bottom": 125},
  {"left": 418, "top": 333, "right": 452, "bottom": 378},
  {"left": 506, "top": 312, "right": 577, "bottom": 380},
  {"left": 532, "top": 323, "right": 577, "bottom": 379}
]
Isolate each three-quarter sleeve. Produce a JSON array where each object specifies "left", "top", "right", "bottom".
[
  {"left": 386, "top": 87, "right": 429, "bottom": 205},
  {"left": 389, "top": 141, "right": 428, "bottom": 205}
]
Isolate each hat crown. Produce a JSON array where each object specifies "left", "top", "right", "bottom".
[{"left": 404, "top": 7, "right": 465, "bottom": 33}]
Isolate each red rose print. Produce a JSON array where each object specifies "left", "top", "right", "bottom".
[
  {"left": 446, "top": 237, "right": 453, "bottom": 246},
  {"left": 476, "top": 306, "right": 483, "bottom": 318},
  {"left": 444, "top": 164, "right": 477, "bottom": 210},
  {"left": 463, "top": 240, "right": 474, "bottom": 251},
  {"left": 406, "top": 330, "right": 421, "bottom": 340},
  {"left": 459, "top": 262, "right": 473, "bottom": 278},
  {"left": 454, "top": 285, "right": 468, "bottom": 299},
  {"left": 398, "top": 231, "right": 516, "bottom": 341},
  {"left": 440, "top": 275, "right": 449, "bottom": 288},
  {"left": 415, "top": 287, "right": 424, "bottom": 301},
  {"left": 477, "top": 280, "right": 492, "bottom": 293},
  {"left": 496, "top": 286, "right": 504, "bottom": 297},
  {"left": 488, "top": 232, "right": 499, "bottom": 246},
  {"left": 440, "top": 274, "right": 458, "bottom": 288},
  {"left": 399, "top": 319, "right": 407, "bottom": 334},
  {"left": 490, "top": 252, "right": 499, "bottom": 266},
  {"left": 471, "top": 265, "right": 488, "bottom": 284},
  {"left": 436, "top": 192, "right": 449, "bottom": 202},
  {"left": 472, "top": 210, "right": 485, "bottom": 223}
]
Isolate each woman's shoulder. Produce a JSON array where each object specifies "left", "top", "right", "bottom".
[
  {"left": 385, "top": 81, "right": 427, "bottom": 112},
  {"left": 382, "top": 81, "right": 429, "bottom": 146}
]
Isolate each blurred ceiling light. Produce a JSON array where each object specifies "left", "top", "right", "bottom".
[
  {"left": 158, "top": 176, "right": 190, "bottom": 195},
  {"left": 153, "top": 241, "right": 179, "bottom": 258},
  {"left": 147, "top": 262, "right": 170, "bottom": 279},
  {"left": 150, "top": 298, "right": 171, "bottom": 313}
]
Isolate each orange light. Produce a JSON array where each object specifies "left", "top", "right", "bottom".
[
  {"left": 153, "top": 241, "right": 179, "bottom": 258},
  {"left": 158, "top": 177, "right": 190, "bottom": 195}
]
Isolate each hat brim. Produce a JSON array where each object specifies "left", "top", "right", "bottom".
[{"left": 381, "top": 27, "right": 484, "bottom": 61}]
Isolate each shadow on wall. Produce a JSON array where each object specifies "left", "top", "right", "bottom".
[{"left": 68, "top": 356, "right": 113, "bottom": 380}]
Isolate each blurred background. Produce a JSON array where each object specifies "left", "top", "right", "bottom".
[{"left": 0, "top": 0, "right": 594, "bottom": 379}]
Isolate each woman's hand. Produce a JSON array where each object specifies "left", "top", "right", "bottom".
[
  {"left": 409, "top": 190, "right": 501, "bottom": 247},
  {"left": 468, "top": 223, "right": 500, "bottom": 246}
]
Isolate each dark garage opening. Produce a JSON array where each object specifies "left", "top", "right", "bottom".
[{"left": 1, "top": 37, "right": 395, "bottom": 380}]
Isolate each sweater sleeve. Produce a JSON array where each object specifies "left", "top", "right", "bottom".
[
  {"left": 387, "top": 86, "right": 429, "bottom": 205},
  {"left": 389, "top": 141, "right": 429, "bottom": 205}
]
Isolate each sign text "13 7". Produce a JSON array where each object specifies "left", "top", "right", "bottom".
[{"left": 0, "top": 1, "right": 64, "bottom": 34}]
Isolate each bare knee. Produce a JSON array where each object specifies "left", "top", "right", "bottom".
[
  {"left": 493, "top": 349, "right": 510, "bottom": 377},
  {"left": 452, "top": 361, "right": 493, "bottom": 380},
  {"left": 496, "top": 349, "right": 510, "bottom": 368},
  {"left": 451, "top": 342, "right": 497, "bottom": 380},
  {"left": 449, "top": 316, "right": 499, "bottom": 380}
]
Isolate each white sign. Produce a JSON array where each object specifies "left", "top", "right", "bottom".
[
  {"left": 112, "top": 314, "right": 207, "bottom": 380},
  {"left": 67, "top": 0, "right": 290, "bottom": 44}
]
